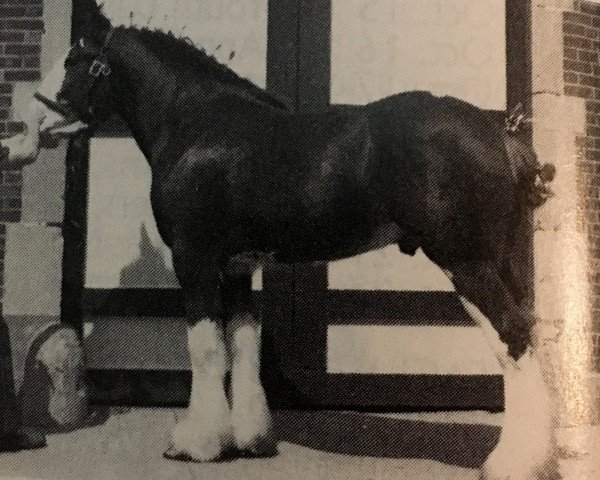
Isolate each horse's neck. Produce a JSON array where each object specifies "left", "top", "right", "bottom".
[
  {"left": 107, "top": 33, "right": 180, "bottom": 159},
  {"left": 106, "top": 31, "right": 278, "bottom": 171}
]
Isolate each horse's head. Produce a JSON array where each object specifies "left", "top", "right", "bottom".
[
  {"left": 0, "top": 29, "right": 114, "bottom": 168},
  {"left": 55, "top": 35, "right": 115, "bottom": 128}
]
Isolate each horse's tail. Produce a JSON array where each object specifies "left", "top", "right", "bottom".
[
  {"left": 503, "top": 132, "right": 556, "bottom": 209},
  {"left": 497, "top": 131, "right": 556, "bottom": 307},
  {"left": 526, "top": 162, "right": 556, "bottom": 208}
]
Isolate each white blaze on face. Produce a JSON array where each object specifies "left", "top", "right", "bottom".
[{"left": 36, "top": 51, "right": 88, "bottom": 135}]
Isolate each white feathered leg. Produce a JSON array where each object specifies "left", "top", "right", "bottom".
[
  {"left": 165, "top": 319, "right": 233, "bottom": 462},
  {"left": 226, "top": 313, "right": 277, "bottom": 457},
  {"left": 460, "top": 297, "right": 560, "bottom": 480}
]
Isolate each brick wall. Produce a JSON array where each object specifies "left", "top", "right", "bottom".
[
  {"left": 563, "top": 0, "right": 600, "bottom": 371},
  {"left": 0, "top": 0, "right": 43, "bottom": 313}
]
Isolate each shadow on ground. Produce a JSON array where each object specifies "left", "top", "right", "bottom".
[{"left": 274, "top": 410, "right": 500, "bottom": 469}]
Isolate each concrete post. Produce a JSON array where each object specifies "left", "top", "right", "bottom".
[{"left": 528, "top": 0, "right": 595, "bottom": 428}]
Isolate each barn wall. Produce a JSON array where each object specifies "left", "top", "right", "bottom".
[
  {"left": 0, "top": 0, "right": 44, "bottom": 225},
  {"left": 0, "top": 0, "right": 45, "bottom": 319},
  {"left": 561, "top": 0, "right": 600, "bottom": 371},
  {"left": 0, "top": 0, "right": 71, "bottom": 386}
]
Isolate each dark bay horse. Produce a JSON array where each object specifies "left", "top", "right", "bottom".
[{"left": 0, "top": 6, "right": 558, "bottom": 480}]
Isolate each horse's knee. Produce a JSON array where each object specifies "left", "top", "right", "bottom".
[
  {"left": 444, "top": 262, "right": 533, "bottom": 360},
  {"left": 187, "top": 319, "right": 228, "bottom": 375},
  {"left": 226, "top": 313, "right": 261, "bottom": 365}
]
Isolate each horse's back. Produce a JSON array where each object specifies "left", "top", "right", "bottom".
[{"left": 365, "top": 91, "right": 519, "bottom": 263}]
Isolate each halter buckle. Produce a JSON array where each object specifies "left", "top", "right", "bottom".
[{"left": 89, "top": 58, "right": 111, "bottom": 78}]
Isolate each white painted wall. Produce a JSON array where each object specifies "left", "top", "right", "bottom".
[{"left": 331, "top": 0, "right": 506, "bottom": 108}]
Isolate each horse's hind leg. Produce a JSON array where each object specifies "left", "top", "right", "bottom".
[
  {"left": 442, "top": 261, "right": 560, "bottom": 480},
  {"left": 223, "top": 271, "right": 277, "bottom": 457}
]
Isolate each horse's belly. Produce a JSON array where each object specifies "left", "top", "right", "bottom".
[{"left": 267, "top": 220, "right": 399, "bottom": 263}]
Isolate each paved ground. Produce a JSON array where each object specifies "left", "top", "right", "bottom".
[{"left": 0, "top": 408, "right": 598, "bottom": 480}]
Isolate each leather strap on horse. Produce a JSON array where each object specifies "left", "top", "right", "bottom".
[{"left": 33, "top": 28, "right": 116, "bottom": 123}]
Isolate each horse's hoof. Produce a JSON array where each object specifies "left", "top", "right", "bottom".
[
  {"left": 166, "top": 416, "right": 233, "bottom": 463},
  {"left": 163, "top": 447, "right": 193, "bottom": 462},
  {"left": 238, "top": 434, "right": 279, "bottom": 458},
  {"left": 480, "top": 457, "right": 561, "bottom": 480},
  {"left": 163, "top": 445, "right": 236, "bottom": 463},
  {"left": 0, "top": 427, "right": 47, "bottom": 452}
]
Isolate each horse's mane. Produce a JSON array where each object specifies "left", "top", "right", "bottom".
[{"left": 126, "top": 27, "right": 287, "bottom": 110}]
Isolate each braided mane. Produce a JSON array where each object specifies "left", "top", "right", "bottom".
[{"left": 129, "top": 27, "right": 287, "bottom": 110}]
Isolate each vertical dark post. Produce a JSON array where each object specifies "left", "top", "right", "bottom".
[
  {"left": 292, "top": 0, "right": 332, "bottom": 372},
  {"left": 267, "top": 0, "right": 300, "bottom": 108},
  {"left": 262, "top": 1, "right": 302, "bottom": 404},
  {"left": 0, "top": 307, "right": 22, "bottom": 440},
  {"left": 263, "top": 1, "right": 333, "bottom": 403},
  {"left": 505, "top": 0, "right": 535, "bottom": 308},
  {"left": 506, "top": 0, "right": 533, "bottom": 121},
  {"left": 60, "top": 2, "right": 90, "bottom": 332},
  {"left": 297, "top": 0, "right": 331, "bottom": 112}
]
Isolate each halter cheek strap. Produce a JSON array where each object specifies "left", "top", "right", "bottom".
[
  {"left": 33, "top": 29, "right": 116, "bottom": 122},
  {"left": 89, "top": 28, "right": 115, "bottom": 78}
]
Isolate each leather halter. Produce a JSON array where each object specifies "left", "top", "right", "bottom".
[{"left": 34, "top": 28, "right": 115, "bottom": 122}]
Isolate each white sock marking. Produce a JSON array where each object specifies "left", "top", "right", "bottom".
[
  {"left": 458, "top": 296, "right": 558, "bottom": 479},
  {"left": 169, "top": 319, "right": 233, "bottom": 461},
  {"left": 226, "top": 313, "right": 273, "bottom": 451}
]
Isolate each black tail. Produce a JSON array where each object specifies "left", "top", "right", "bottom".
[
  {"left": 502, "top": 131, "right": 555, "bottom": 208},
  {"left": 527, "top": 162, "right": 555, "bottom": 208}
]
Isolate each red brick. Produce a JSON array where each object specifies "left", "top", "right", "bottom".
[
  {"left": 0, "top": 57, "right": 21, "bottom": 68},
  {"left": 22, "top": 55, "right": 39, "bottom": 68},
  {"left": 564, "top": 35, "right": 593, "bottom": 50},
  {"left": 565, "top": 47, "right": 578, "bottom": 60},
  {"left": 0, "top": 31, "right": 24, "bottom": 42},
  {"left": 579, "top": 49, "right": 598, "bottom": 62},
  {"left": 4, "top": 43, "right": 40, "bottom": 55},
  {"left": 0, "top": 6, "right": 27, "bottom": 17},
  {"left": 565, "top": 71, "right": 579, "bottom": 84},
  {"left": 25, "top": 5, "right": 42, "bottom": 17},
  {"left": 565, "top": 11, "right": 592, "bottom": 25},
  {"left": 581, "top": 74, "right": 600, "bottom": 89},
  {"left": 4, "top": 69, "right": 40, "bottom": 81},
  {"left": 0, "top": 0, "right": 42, "bottom": 4},
  {"left": 581, "top": 1, "right": 600, "bottom": 17},
  {"left": 4, "top": 18, "right": 43, "bottom": 30},
  {"left": 564, "top": 21, "right": 587, "bottom": 36},
  {"left": 566, "top": 84, "right": 593, "bottom": 97},
  {"left": 0, "top": 210, "right": 20, "bottom": 223},
  {"left": 565, "top": 58, "right": 593, "bottom": 75}
]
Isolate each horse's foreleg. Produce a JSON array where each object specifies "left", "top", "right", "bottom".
[
  {"left": 223, "top": 273, "right": 276, "bottom": 457},
  {"left": 164, "top": 253, "right": 233, "bottom": 462},
  {"left": 226, "top": 312, "right": 276, "bottom": 457},
  {"left": 165, "top": 317, "right": 233, "bottom": 462},
  {"left": 445, "top": 263, "right": 560, "bottom": 480}
]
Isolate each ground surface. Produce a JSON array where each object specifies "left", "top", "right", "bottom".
[{"left": 0, "top": 409, "right": 598, "bottom": 480}]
